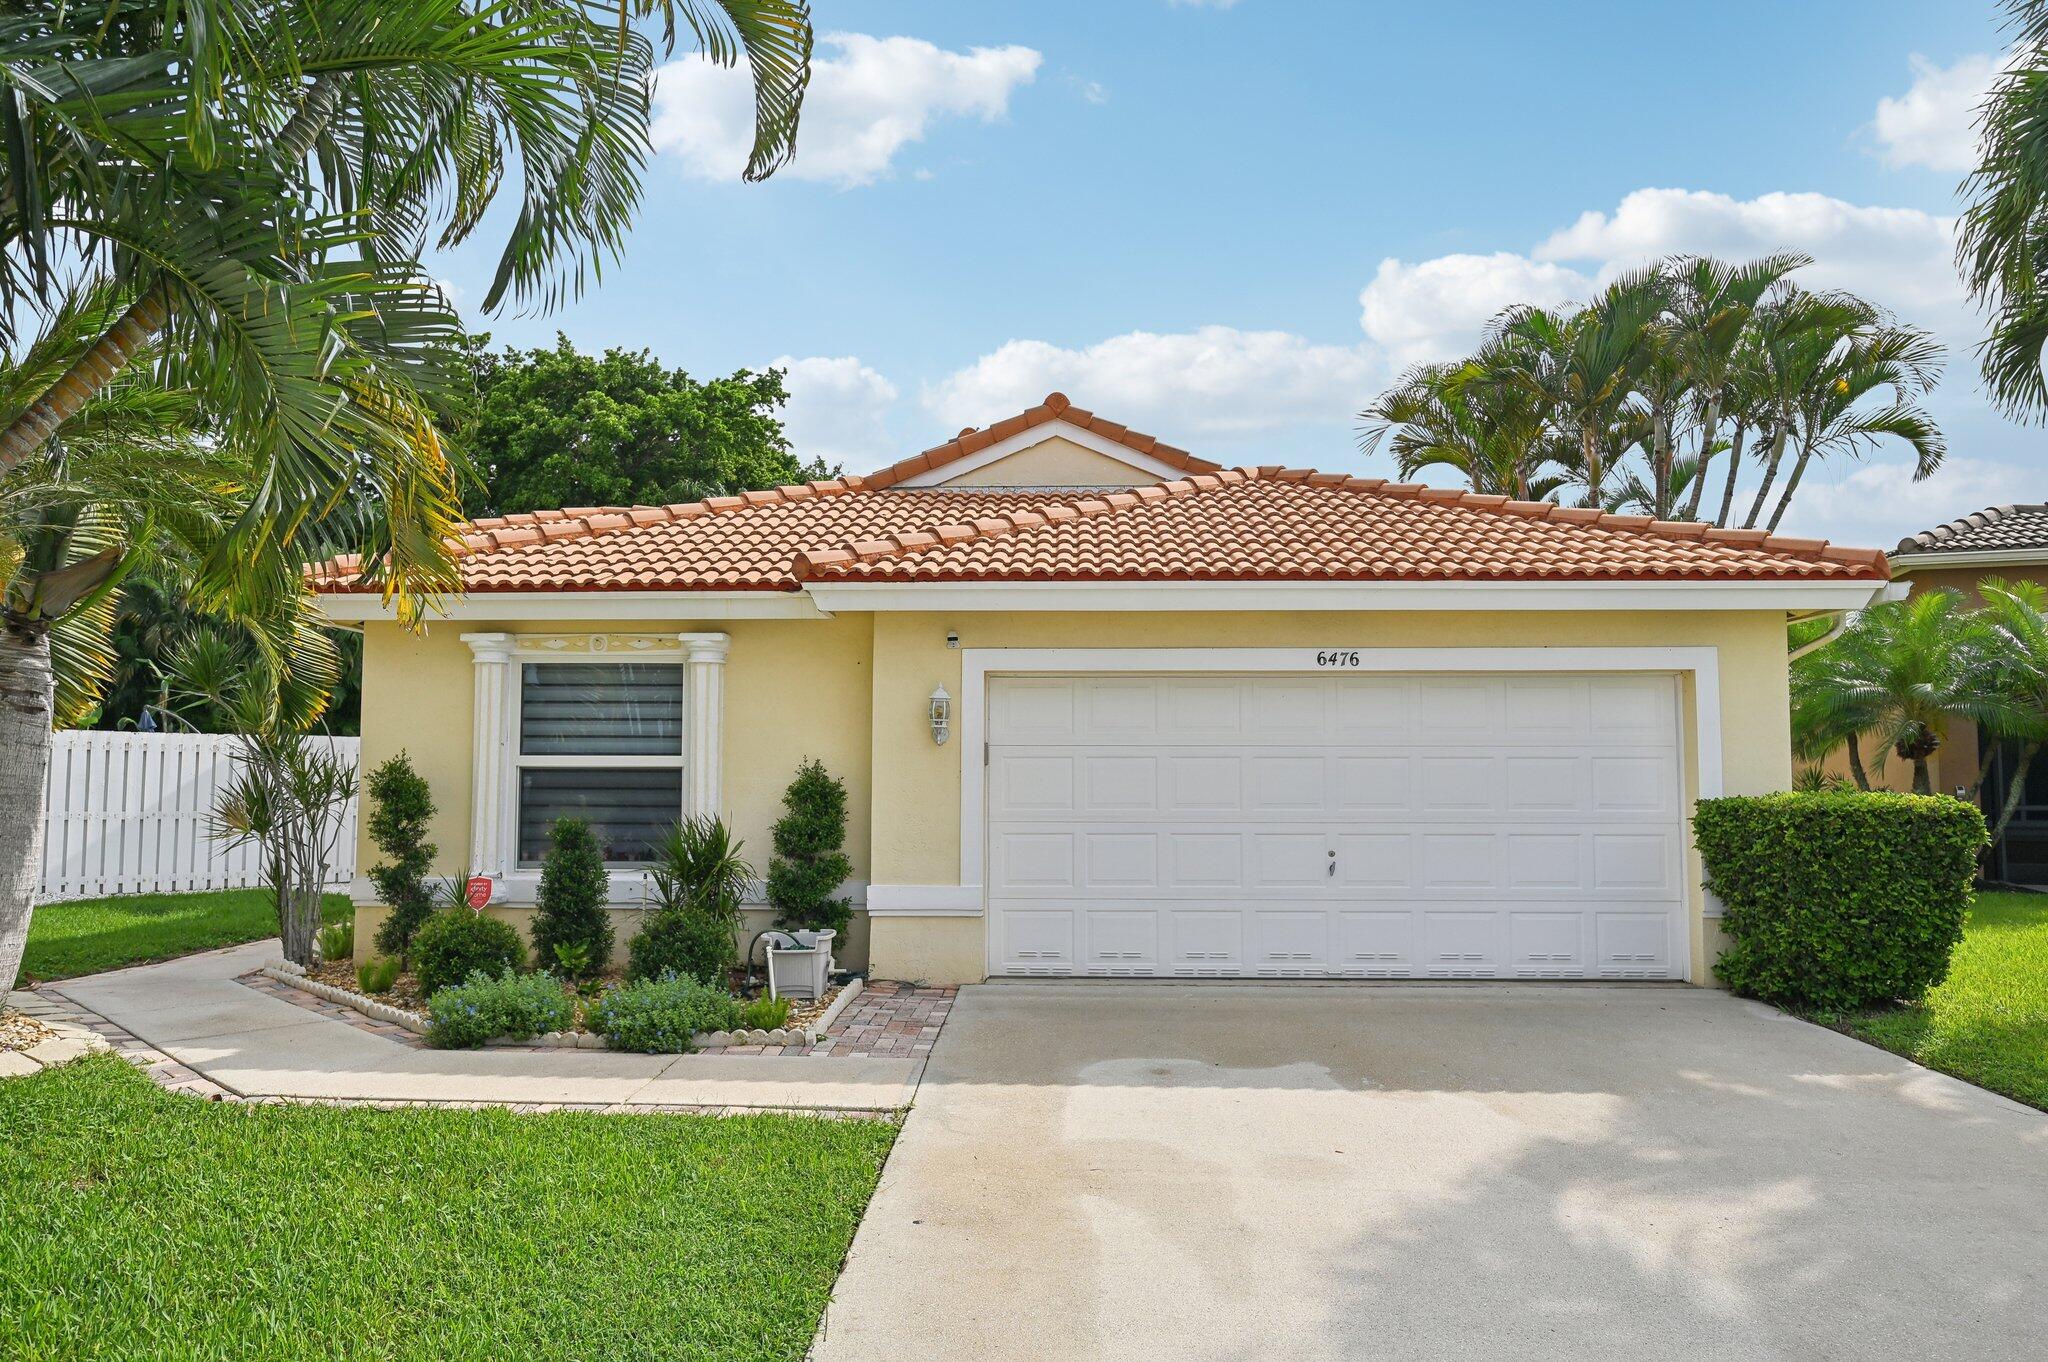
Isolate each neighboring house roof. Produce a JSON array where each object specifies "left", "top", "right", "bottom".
[
  {"left": 309, "top": 397, "right": 1890, "bottom": 595},
  {"left": 792, "top": 469, "right": 1887, "bottom": 584},
  {"left": 1894, "top": 504, "right": 2048, "bottom": 559}
]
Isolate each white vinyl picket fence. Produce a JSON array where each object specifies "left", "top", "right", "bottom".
[{"left": 37, "top": 731, "right": 360, "bottom": 903}]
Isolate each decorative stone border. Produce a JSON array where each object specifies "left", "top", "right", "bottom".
[{"left": 260, "top": 963, "right": 428, "bottom": 1035}]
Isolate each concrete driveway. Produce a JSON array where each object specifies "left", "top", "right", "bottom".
[{"left": 815, "top": 984, "right": 2048, "bottom": 1362}]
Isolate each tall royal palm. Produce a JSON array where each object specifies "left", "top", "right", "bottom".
[{"left": 0, "top": 0, "right": 814, "bottom": 989}]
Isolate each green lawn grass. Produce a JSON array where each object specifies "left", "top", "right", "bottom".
[
  {"left": 0, "top": 1056, "right": 896, "bottom": 1360},
  {"left": 15, "top": 889, "right": 353, "bottom": 986},
  {"left": 1838, "top": 891, "right": 2048, "bottom": 1111}
]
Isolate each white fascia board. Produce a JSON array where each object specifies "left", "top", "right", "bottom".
[
  {"left": 314, "top": 589, "right": 830, "bottom": 624},
  {"left": 1890, "top": 548, "right": 2048, "bottom": 573},
  {"left": 894, "top": 418, "right": 1195, "bottom": 486},
  {"left": 801, "top": 579, "right": 1889, "bottom": 613}
]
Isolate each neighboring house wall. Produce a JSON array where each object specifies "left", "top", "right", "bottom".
[{"left": 350, "top": 605, "right": 1795, "bottom": 987}]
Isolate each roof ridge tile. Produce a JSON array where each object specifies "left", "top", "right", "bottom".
[{"left": 859, "top": 392, "right": 1224, "bottom": 490}]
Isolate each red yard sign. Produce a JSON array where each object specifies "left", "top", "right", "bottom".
[{"left": 464, "top": 876, "right": 494, "bottom": 911}]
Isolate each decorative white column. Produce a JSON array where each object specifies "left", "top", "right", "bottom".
[
  {"left": 460, "top": 632, "right": 518, "bottom": 878},
  {"left": 679, "top": 632, "right": 730, "bottom": 820}
]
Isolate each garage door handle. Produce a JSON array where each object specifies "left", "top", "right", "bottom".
[{"left": 1327, "top": 850, "right": 1336, "bottom": 877}]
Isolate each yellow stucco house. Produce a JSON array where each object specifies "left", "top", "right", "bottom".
[{"left": 314, "top": 393, "right": 1891, "bottom": 986}]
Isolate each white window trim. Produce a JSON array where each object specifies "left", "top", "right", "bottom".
[
  {"left": 460, "top": 631, "right": 729, "bottom": 904},
  {"left": 868, "top": 647, "right": 1727, "bottom": 957}
]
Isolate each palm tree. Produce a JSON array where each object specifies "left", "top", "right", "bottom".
[
  {"left": 1357, "top": 356, "right": 1563, "bottom": 500},
  {"left": 1973, "top": 578, "right": 2048, "bottom": 855},
  {"left": 1666, "top": 253, "right": 1809, "bottom": 521},
  {"left": 1740, "top": 290, "right": 1880, "bottom": 529},
  {"left": 1762, "top": 320, "right": 1945, "bottom": 533},
  {"left": 1807, "top": 591, "right": 2004, "bottom": 795},
  {"left": 0, "top": 0, "right": 817, "bottom": 992},
  {"left": 1488, "top": 269, "right": 1662, "bottom": 509},
  {"left": 1959, "top": 0, "right": 2048, "bottom": 415}
]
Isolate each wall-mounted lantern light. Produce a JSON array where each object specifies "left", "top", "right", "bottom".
[{"left": 929, "top": 685, "right": 952, "bottom": 745}]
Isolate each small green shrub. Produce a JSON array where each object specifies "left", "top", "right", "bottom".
[
  {"left": 767, "top": 759, "right": 853, "bottom": 939},
  {"left": 410, "top": 909, "right": 527, "bottom": 996},
  {"left": 588, "top": 974, "right": 740, "bottom": 1053},
  {"left": 425, "top": 970, "right": 574, "bottom": 1050},
  {"left": 735, "top": 994, "right": 793, "bottom": 1032},
  {"left": 629, "top": 818, "right": 747, "bottom": 984},
  {"left": 531, "top": 818, "right": 612, "bottom": 977},
  {"left": 1696, "top": 791, "right": 1987, "bottom": 1012},
  {"left": 356, "top": 956, "right": 401, "bottom": 994},
  {"left": 316, "top": 919, "right": 355, "bottom": 962},
  {"left": 366, "top": 752, "right": 439, "bottom": 958}
]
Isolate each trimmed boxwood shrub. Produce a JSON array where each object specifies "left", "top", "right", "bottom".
[
  {"left": 530, "top": 818, "right": 613, "bottom": 978},
  {"left": 411, "top": 908, "right": 527, "bottom": 996},
  {"left": 587, "top": 974, "right": 740, "bottom": 1053},
  {"left": 425, "top": 970, "right": 574, "bottom": 1050},
  {"left": 1695, "top": 791, "right": 1986, "bottom": 1012}
]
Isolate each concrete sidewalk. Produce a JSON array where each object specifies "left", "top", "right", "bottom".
[{"left": 41, "top": 940, "right": 919, "bottom": 1113}]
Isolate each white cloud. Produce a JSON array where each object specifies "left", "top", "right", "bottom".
[
  {"left": 652, "top": 32, "right": 1041, "bottom": 187},
  {"left": 768, "top": 355, "right": 900, "bottom": 469},
  {"left": 1358, "top": 253, "right": 1593, "bottom": 368},
  {"left": 1532, "top": 187, "right": 1964, "bottom": 324},
  {"left": 1871, "top": 51, "right": 2004, "bottom": 173},
  {"left": 925, "top": 326, "right": 1378, "bottom": 445},
  {"left": 1777, "top": 456, "right": 2039, "bottom": 549}
]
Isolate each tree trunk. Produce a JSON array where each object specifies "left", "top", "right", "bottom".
[
  {"left": 0, "top": 287, "right": 168, "bottom": 476},
  {"left": 1581, "top": 426, "right": 1602, "bottom": 508},
  {"left": 1846, "top": 732, "right": 1871, "bottom": 791},
  {"left": 1650, "top": 403, "right": 1672, "bottom": 517},
  {"left": 0, "top": 624, "right": 54, "bottom": 990},
  {"left": 1912, "top": 755, "right": 1933, "bottom": 795},
  {"left": 1986, "top": 742, "right": 2041, "bottom": 853},
  {"left": 1682, "top": 397, "right": 1722, "bottom": 521},
  {"left": 1713, "top": 421, "right": 1749, "bottom": 527},
  {"left": 1765, "top": 440, "right": 1815, "bottom": 533},
  {"left": 1743, "top": 416, "right": 1791, "bottom": 529}
]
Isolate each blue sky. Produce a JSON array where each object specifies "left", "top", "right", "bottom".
[{"left": 431, "top": 0, "right": 2029, "bottom": 550}]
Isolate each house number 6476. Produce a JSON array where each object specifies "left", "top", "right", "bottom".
[{"left": 1316, "top": 650, "right": 1362, "bottom": 668}]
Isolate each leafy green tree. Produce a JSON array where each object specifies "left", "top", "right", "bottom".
[
  {"left": 1960, "top": 0, "right": 2048, "bottom": 414},
  {"left": 366, "top": 753, "right": 439, "bottom": 958},
  {"left": 0, "top": 0, "right": 816, "bottom": 992},
  {"left": 766, "top": 759, "right": 853, "bottom": 939},
  {"left": 461, "top": 337, "right": 824, "bottom": 516},
  {"left": 533, "top": 818, "right": 613, "bottom": 978}
]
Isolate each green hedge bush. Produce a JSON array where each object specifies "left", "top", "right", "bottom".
[
  {"left": 587, "top": 974, "right": 740, "bottom": 1053},
  {"left": 425, "top": 970, "right": 574, "bottom": 1049},
  {"left": 410, "top": 909, "right": 527, "bottom": 996},
  {"left": 1695, "top": 791, "right": 1986, "bottom": 1012}
]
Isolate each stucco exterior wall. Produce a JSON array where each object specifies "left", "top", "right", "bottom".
[
  {"left": 355, "top": 604, "right": 1797, "bottom": 990},
  {"left": 931, "top": 436, "right": 1160, "bottom": 487}
]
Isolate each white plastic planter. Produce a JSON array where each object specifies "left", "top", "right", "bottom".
[{"left": 766, "top": 929, "right": 835, "bottom": 1000}]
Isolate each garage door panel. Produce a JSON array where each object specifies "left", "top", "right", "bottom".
[
  {"left": 1335, "top": 910, "right": 1416, "bottom": 976},
  {"left": 995, "top": 754, "right": 1075, "bottom": 813},
  {"left": 987, "top": 673, "right": 1685, "bottom": 980},
  {"left": 1080, "top": 755, "right": 1159, "bottom": 812},
  {"left": 1251, "top": 755, "right": 1327, "bottom": 812},
  {"left": 1419, "top": 756, "right": 1499, "bottom": 812}
]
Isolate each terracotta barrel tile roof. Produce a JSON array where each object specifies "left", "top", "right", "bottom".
[
  {"left": 795, "top": 471, "right": 1889, "bottom": 585},
  {"left": 308, "top": 396, "right": 1889, "bottom": 596},
  {"left": 859, "top": 392, "right": 1222, "bottom": 491}
]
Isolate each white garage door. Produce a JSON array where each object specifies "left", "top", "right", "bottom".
[{"left": 986, "top": 673, "right": 1687, "bottom": 980}]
